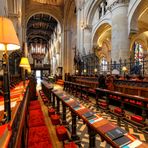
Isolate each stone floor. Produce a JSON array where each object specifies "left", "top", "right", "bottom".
[{"left": 37, "top": 81, "right": 148, "bottom": 148}]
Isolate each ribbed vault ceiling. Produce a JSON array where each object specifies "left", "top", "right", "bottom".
[
  {"left": 27, "top": 13, "right": 57, "bottom": 46},
  {"left": 27, "top": 13, "right": 58, "bottom": 60}
]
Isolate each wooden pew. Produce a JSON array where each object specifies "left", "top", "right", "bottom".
[
  {"left": 114, "top": 80, "right": 148, "bottom": 97},
  {"left": 96, "top": 88, "right": 148, "bottom": 131}
]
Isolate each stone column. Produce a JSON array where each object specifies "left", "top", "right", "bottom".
[
  {"left": 0, "top": 0, "right": 8, "bottom": 16},
  {"left": 77, "top": 8, "right": 81, "bottom": 52},
  {"left": 111, "top": 3, "right": 129, "bottom": 61},
  {"left": 63, "top": 29, "right": 73, "bottom": 74},
  {"left": 83, "top": 27, "right": 92, "bottom": 54}
]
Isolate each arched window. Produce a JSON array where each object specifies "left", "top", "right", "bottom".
[{"left": 100, "top": 57, "right": 107, "bottom": 72}]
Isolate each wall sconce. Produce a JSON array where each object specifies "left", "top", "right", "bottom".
[{"left": 0, "top": 17, "right": 20, "bottom": 121}]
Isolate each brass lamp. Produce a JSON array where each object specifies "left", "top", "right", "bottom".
[
  {"left": 26, "top": 65, "right": 31, "bottom": 74},
  {"left": 122, "top": 66, "right": 127, "bottom": 78},
  {"left": 0, "top": 17, "right": 20, "bottom": 121}
]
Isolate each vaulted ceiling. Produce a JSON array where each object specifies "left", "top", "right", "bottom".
[
  {"left": 26, "top": 13, "right": 58, "bottom": 60},
  {"left": 27, "top": 13, "right": 58, "bottom": 46}
]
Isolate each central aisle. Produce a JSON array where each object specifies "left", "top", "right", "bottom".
[{"left": 36, "top": 80, "right": 63, "bottom": 148}]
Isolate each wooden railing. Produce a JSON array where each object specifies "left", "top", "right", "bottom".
[
  {"left": 114, "top": 80, "right": 148, "bottom": 97},
  {"left": 8, "top": 85, "right": 30, "bottom": 148},
  {"left": 7, "top": 77, "right": 36, "bottom": 147}
]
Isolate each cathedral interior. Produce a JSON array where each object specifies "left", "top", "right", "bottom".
[{"left": 0, "top": 0, "right": 148, "bottom": 148}]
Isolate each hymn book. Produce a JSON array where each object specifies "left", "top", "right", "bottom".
[{"left": 106, "top": 127, "right": 127, "bottom": 140}]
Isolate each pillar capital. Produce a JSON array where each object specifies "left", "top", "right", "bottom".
[{"left": 8, "top": 12, "right": 20, "bottom": 19}]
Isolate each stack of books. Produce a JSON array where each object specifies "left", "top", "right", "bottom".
[
  {"left": 105, "top": 127, "right": 142, "bottom": 147},
  {"left": 93, "top": 118, "right": 109, "bottom": 128},
  {"left": 62, "top": 97, "right": 69, "bottom": 101},
  {"left": 98, "top": 123, "right": 117, "bottom": 134},
  {"left": 106, "top": 127, "right": 127, "bottom": 140},
  {"left": 66, "top": 98, "right": 75, "bottom": 104},
  {"left": 77, "top": 108, "right": 90, "bottom": 115},
  {"left": 88, "top": 114, "right": 103, "bottom": 124},
  {"left": 70, "top": 102, "right": 80, "bottom": 109},
  {"left": 122, "top": 139, "right": 142, "bottom": 148},
  {"left": 73, "top": 104, "right": 85, "bottom": 111},
  {"left": 82, "top": 111, "right": 103, "bottom": 124},
  {"left": 82, "top": 111, "right": 95, "bottom": 119}
]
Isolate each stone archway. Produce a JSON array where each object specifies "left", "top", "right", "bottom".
[
  {"left": 128, "top": 1, "right": 148, "bottom": 36},
  {"left": 26, "top": 11, "right": 62, "bottom": 30},
  {"left": 129, "top": 0, "right": 148, "bottom": 57},
  {"left": 92, "top": 23, "right": 111, "bottom": 62},
  {"left": 129, "top": 0, "right": 148, "bottom": 74},
  {"left": 85, "top": 0, "right": 102, "bottom": 26}
]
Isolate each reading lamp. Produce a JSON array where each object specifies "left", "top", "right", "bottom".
[
  {"left": 19, "top": 57, "right": 30, "bottom": 87},
  {"left": 122, "top": 66, "right": 127, "bottom": 78},
  {"left": 0, "top": 17, "right": 20, "bottom": 121}
]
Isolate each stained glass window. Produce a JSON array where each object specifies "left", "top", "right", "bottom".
[{"left": 134, "top": 42, "right": 143, "bottom": 65}]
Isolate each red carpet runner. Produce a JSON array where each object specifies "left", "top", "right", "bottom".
[{"left": 27, "top": 100, "right": 52, "bottom": 148}]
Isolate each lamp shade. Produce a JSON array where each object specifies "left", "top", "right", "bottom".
[
  {"left": 19, "top": 57, "right": 30, "bottom": 68},
  {"left": 0, "top": 17, "right": 20, "bottom": 50},
  {"left": 26, "top": 66, "right": 31, "bottom": 73}
]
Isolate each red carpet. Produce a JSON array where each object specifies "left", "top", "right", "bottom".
[
  {"left": 28, "top": 114, "right": 45, "bottom": 127},
  {"left": 28, "top": 126, "right": 51, "bottom": 146},
  {"left": 29, "top": 101, "right": 41, "bottom": 110},
  {"left": 27, "top": 98, "right": 53, "bottom": 148}
]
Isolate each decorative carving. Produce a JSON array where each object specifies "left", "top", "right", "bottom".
[{"left": 107, "top": 0, "right": 129, "bottom": 11}]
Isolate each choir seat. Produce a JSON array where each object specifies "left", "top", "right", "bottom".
[
  {"left": 131, "top": 115, "right": 143, "bottom": 123},
  {"left": 56, "top": 125, "right": 68, "bottom": 141},
  {"left": 48, "top": 108, "right": 55, "bottom": 117},
  {"left": 50, "top": 114, "right": 60, "bottom": 125}
]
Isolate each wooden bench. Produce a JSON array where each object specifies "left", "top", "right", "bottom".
[
  {"left": 114, "top": 80, "right": 148, "bottom": 97},
  {"left": 96, "top": 88, "right": 148, "bottom": 131}
]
